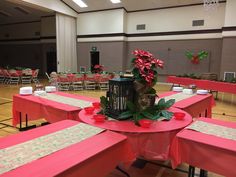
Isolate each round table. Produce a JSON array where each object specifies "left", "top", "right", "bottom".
[{"left": 79, "top": 107, "right": 192, "bottom": 160}]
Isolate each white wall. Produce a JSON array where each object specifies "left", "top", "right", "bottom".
[
  {"left": 126, "top": 4, "right": 225, "bottom": 34},
  {"left": 77, "top": 9, "right": 125, "bottom": 35},
  {"left": 224, "top": 0, "right": 236, "bottom": 26},
  {"left": 77, "top": 4, "right": 225, "bottom": 42}
]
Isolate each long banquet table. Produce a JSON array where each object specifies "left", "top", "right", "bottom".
[
  {"left": 167, "top": 76, "right": 236, "bottom": 94},
  {"left": 0, "top": 120, "right": 135, "bottom": 177},
  {"left": 170, "top": 117, "right": 236, "bottom": 177},
  {"left": 79, "top": 107, "right": 192, "bottom": 161},
  {"left": 12, "top": 92, "right": 99, "bottom": 128},
  {"left": 159, "top": 91, "right": 215, "bottom": 118}
]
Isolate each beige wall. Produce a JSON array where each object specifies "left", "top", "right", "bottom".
[
  {"left": 220, "top": 37, "right": 236, "bottom": 78},
  {"left": 76, "top": 39, "right": 222, "bottom": 77},
  {"left": 77, "top": 41, "right": 126, "bottom": 72}
]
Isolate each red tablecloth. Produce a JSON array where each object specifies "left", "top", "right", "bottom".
[
  {"left": 167, "top": 76, "right": 236, "bottom": 94},
  {"left": 159, "top": 91, "right": 215, "bottom": 118},
  {"left": 0, "top": 120, "right": 135, "bottom": 177},
  {"left": 12, "top": 92, "right": 99, "bottom": 126},
  {"left": 170, "top": 118, "right": 236, "bottom": 177},
  {"left": 79, "top": 107, "right": 192, "bottom": 161}
]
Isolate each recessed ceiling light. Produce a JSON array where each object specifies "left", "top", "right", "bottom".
[
  {"left": 110, "top": 0, "right": 121, "bottom": 4},
  {"left": 73, "top": 0, "right": 88, "bottom": 8}
]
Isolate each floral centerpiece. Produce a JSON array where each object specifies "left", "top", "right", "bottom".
[
  {"left": 99, "top": 49, "right": 175, "bottom": 126},
  {"left": 93, "top": 64, "right": 104, "bottom": 73},
  {"left": 131, "top": 49, "right": 164, "bottom": 109}
]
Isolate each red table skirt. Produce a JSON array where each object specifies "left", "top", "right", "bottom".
[
  {"left": 1, "top": 120, "right": 135, "bottom": 177},
  {"left": 159, "top": 91, "right": 215, "bottom": 118},
  {"left": 12, "top": 92, "right": 99, "bottom": 126},
  {"left": 167, "top": 76, "right": 236, "bottom": 94},
  {"left": 170, "top": 118, "right": 236, "bottom": 177}
]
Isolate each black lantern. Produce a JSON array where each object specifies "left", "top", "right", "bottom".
[{"left": 107, "top": 78, "right": 134, "bottom": 118}]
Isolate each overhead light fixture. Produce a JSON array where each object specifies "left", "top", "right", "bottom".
[
  {"left": 110, "top": 0, "right": 121, "bottom": 4},
  {"left": 73, "top": 0, "right": 88, "bottom": 8}
]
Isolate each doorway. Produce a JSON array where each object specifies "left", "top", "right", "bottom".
[
  {"left": 46, "top": 51, "right": 57, "bottom": 74},
  {"left": 90, "top": 51, "right": 99, "bottom": 72}
]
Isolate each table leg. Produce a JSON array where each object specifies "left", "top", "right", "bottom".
[
  {"left": 205, "top": 106, "right": 212, "bottom": 118},
  {"left": 116, "top": 166, "right": 130, "bottom": 177},
  {"left": 26, "top": 114, "right": 28, "bottom": 127},
  {"left": 19, "top": 113, "right": 36, "bottom": 131},
  {"left": 200, "top": 169, "right": 208, "bottom": 177},
  {"left": 19, "top": 112, "right": 22, "bottom": 130},
  {"left": 188, "top": 166, "right": 195, "bottom": 177}
]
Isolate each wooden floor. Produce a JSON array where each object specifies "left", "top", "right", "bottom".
[{"left": 0, "top": 80, "right": 236, "bottom": 177}]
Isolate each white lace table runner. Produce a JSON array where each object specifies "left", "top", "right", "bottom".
[
  {"left": 155, "top": 92, "right": 196, "bottom": 104},
  {"left": 186, "top": 120, "right": 236, "bottom": 141},
  {"left": 39, "top": 93, "right": 92, "bottom": 108},
  {"left": 0, "top": 123, "right": 104, "bottom": 174}
]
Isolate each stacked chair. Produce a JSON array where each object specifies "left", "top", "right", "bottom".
[
  {"left": 98, "top": 74, "right": 110, "bottom": 90},
  {"left": 32, "top": 69, "right": 39, "bottom": 83},
  {"left": 84, "top": 74, "right": 97, "bottom": 90},
  {"left": 2, "top": 69, "right": 10, "bottom": 84},
  {"left": 8, "top": 69, "right": 20, "bottom": 84},
  {"left": 0, "top": 68, "right": 5, "bottom": 83},
  {"left": 21, "top": 68, "right": 33, "bottom": 85},
  {"left": 57, "top": 74, "right": 70, "bottom": 91},
  {"left": 71, "top": 74, "right": 84, "bottom": 91}
]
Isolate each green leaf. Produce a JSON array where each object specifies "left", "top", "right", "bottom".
[
  {"left": 119, "top": 111, "right": 133, "bottom": 119},
  {"left": 145, "top": 87, "right": 156, "bottom": 94},
  {"left": 142, "top": 111, "right": 154, "bottom": 119},
  {"left": 161, "top": 110, "right": 173, "bottom": 120},
  {"left": 100, "top": 96, "right": 109, "bottom": 113},
  {"left": 198, "top": 51, "right": 208, "bottom": 60},
  {"left": 131, "top": 57, "right": 137, "bottom": 63},
  {"left": 157, "top": 98, "right": 166, "bottom": 109},
  {"left": 127, "top": 101, "right": 136, "bottom": 112},
  {"left": 151, "top": 112, "right": 162, "bottom": 120},
  {"left": 185, "top": 51, "right": 193, "bottom": 59},
  {"left": 165, "top": 99, "right": 175, "bottom": 108}
]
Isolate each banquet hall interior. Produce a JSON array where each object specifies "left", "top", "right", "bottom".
[{"left": 0, "top": 0, "right": 236, "bottom": 177}]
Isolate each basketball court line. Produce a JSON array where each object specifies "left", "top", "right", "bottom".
[{"left": 0, "top": 97, "right": 12, "bottom": 101}]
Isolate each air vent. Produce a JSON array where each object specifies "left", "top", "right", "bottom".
[
  {"left": 192, "top": 20, "right": 204, "bottom": 26},
  {"left": 136, "top": 24, "right": 146, "bottom": 30},
  {"left": 224, "top": 72, "right": 235, "bottom": 82},
  {"left": 14, "top": 7, "right": 29, "bottom": 14},
  {"left": 35, "top": 32, "right": 40, "bottom": 36}
]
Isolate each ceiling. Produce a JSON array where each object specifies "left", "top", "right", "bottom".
[
  {"left": 62, "top": 0, "right": 217, "bottom": 13},
  {"left": 0, "top": 0, "right": 54, "bottom": 25},
  {"left": 0, "top": 0, "right": 225, "bottom": 25}
]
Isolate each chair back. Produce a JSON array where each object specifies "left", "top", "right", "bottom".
[
  {"left": 32, "top": 69, "right": 39, "bottom": 77},
  {"left": 8, "top": 69, "right": 19, "bottom": 77},
  {"left": 22, "top": 69, "right": 32, "bottom": 76}
]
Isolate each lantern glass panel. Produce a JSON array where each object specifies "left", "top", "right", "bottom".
[{"left": 107, "top": 78, "right": 134, "bottom": 118}]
